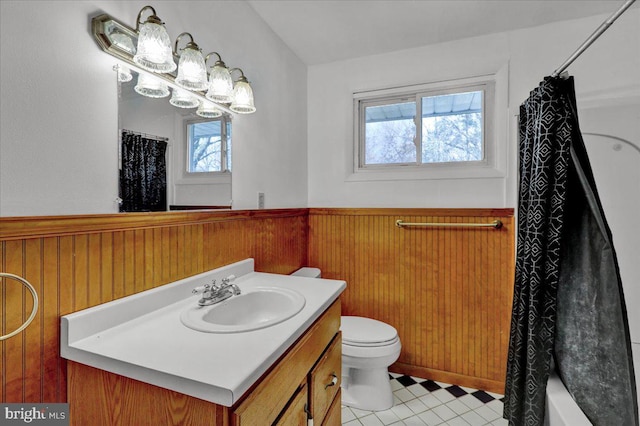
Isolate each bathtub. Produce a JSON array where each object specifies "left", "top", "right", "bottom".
[{"left": 545, "top": 342, "right": 639, "bottom": 425}]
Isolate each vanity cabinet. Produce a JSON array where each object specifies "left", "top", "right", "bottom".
[
  {"left": 309, "top": 334, "right": 342, "bottom": 425},
  {"left": 67, "top": 300, "right": 342, "bottom": 426},
  {"left": 274, "top": 334, "right": 342, "bottom": 426}
]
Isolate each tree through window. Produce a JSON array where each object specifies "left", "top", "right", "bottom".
[
  {"left": 186, "top": 117, "right": 232, "bottom": 173},
  {"left": 357, "top": 85, "right": 487, "bottom": 169}
]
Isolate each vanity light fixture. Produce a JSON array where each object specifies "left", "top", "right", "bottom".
[
  {"left": 92, "top": 7, "right": 255, "bottom": 116},
  {"left": 205, "top": 52, "right": 234, "bottom": 104},
  {"left": 133, "top": 6, "right": 176, "bottom": 73},
  {"left": 174, "top": 33, "right": 208, "bottom": 91},
  {"left": 116, "top": 65, "right": 133, "bottom": 83},
  {"left": 197, "top": 101, "right": 222, "bottom": 118},
  {"left": 134, "top": 73, "right": 170, "bottom": 98},
  {"left": 229, "top": 68, "right": 256, "bottom": 114},
  {"left": 170, "top": 88, "right": 199, "bottom": 108}
]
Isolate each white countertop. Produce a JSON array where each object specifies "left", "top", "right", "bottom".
[{"left": 61, "top": 259, "right": 346, "bottom": 407}]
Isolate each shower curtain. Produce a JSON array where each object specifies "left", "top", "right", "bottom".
[
  {"left": 120, "top": 130, "right": 168, "bottom": 212},
  {"left": 503, "top": 77, "right": 638, "bottom": 426}
]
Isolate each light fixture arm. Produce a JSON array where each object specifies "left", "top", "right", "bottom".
[
  {"left": 135, "top": 5, "right": 161, "bottom": 32},
  {"left": 229, "top": 67, "right": 249, "bottom": 83},
  {"left": 205, "top": 52, "right": 227, "bottom": 68},
  {"left": 174, "top": 32, "right": 200, "bottom": 56}
]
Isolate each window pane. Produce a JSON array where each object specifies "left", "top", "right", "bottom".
[
  {"left": 421, "top": 91, "right": 483, "bottom": 163},
  {"left": 364, "top": 101, "right": 416, "bottom": 165},
  {"left": 188, "top": 121, "right": 222, "bottom": 172}
]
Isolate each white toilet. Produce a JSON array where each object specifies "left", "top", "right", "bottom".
[{"left": 291, "top": 267, "right": 402, "bottom": 411}]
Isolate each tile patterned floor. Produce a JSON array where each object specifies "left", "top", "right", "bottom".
[{"left": 341, "top": 373, "right": 507, "bottom": 426}]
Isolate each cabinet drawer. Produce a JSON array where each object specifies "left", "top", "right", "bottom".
[
  {"left": 232, "top": 300, "right": 341, "bottom": 426},
  {"left": 276, "top": 383, "right": 308, "bottom": 426},
  {"left": 310, "top": 333, "right": 342, "bottom": 426}
]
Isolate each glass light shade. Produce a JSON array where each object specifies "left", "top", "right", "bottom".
[
  {"left": 117, "top": 66, "right": 133, "bottom": 82},
  {"left": 230, "top": 81, "right": 256, "bottom": 114},
  {"left": 206, "top": 64, "right": 234, "bottom": 103},
  {"left": 134, "top": 73, "right": 170, "bottom": 98},
  {"left": 176, "top": 47, "right": 208, "bottom": 91},
  {"left": 110, "top": 33, "right": 136, "bottom": 54},
  {"left": 133, "top": 22, "right": 176, "bottom": 73},
  {"left": 169, "top": 88, "right": 199, "bottom": 109},
  {"left": 197, "top": 101, "right": 222, "bottom": 118}
]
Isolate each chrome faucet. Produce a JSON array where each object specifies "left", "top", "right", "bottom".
[{"left": 193, "top": 275, "right": 241, "bottom": 306}]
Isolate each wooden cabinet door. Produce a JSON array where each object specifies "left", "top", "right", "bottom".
[
  {"left": 232, "top": 301, "right": 340, "bottom": 426},
  {"left": 276, "top": 383, "right": 308, "bottom": 426},
  {"left": 309, "top": 333, "right": 342, "bottom": 426},
  {"left": 321, "top": 389, "right": 341, "bottom": 426}
]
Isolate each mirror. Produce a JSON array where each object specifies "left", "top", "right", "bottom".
[{"left": 118, "top": 69, "right": 232, "bottom": 211}]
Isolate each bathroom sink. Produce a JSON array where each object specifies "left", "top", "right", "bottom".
[{"left": 180, "top": 286, "right": 306, "bottom": 333}]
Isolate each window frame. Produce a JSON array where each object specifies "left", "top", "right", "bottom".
[
  {"left": 184, "top": 115, "right": 232, "bottom": 176},
  {"left": 352, "top": 76, "right": 499, "bottom": 180}
]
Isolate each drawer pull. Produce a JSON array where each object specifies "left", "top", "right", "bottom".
[{"left": 324, "top": 373, "right": 338, "bottom": 389}]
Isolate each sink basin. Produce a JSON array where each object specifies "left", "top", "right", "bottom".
[{"left": 180, "top": 286, "right": 306, "bottom": 333}]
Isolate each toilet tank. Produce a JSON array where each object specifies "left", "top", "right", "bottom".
[{"left": 291, "top": 267, "right": 321, "bottom": 278}]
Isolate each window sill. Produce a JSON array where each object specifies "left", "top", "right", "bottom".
[
  {"left": 175, "top": 173, "right": 231, "bottom": 185},
  {"left": 346, "top": 164, "right": 505, "bottom": 182}
]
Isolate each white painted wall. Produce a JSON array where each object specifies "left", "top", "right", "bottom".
[
  {"left": 0, "top": 0, "right": 308, "bottom": 216},
  {"left": 1, "top": 3, "right": 637, "bottom": 216},
  {"left": 307, "top": 9, "right": 640, "bottom": 208}
]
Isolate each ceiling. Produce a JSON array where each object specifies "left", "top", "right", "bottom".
[{"left": 247, "top": 0, "right": 635, "bottom": 65}]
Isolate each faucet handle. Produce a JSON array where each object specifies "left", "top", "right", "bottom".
[
  {"left": 192, "top": 283, "right": 210, "bottom": 295},
  {"left": 221, "top": 275, "right": 236, "bottom": 285}
]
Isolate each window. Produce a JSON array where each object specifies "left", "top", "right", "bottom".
[
  {"left": 186, "top": 116, "right": 232, "bottom": 174},
  {"left": 355, "top": 80, "right": 495, "bottom": 175}
]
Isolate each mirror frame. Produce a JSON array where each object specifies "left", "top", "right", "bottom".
[{"left": 91, "top": 13, "right": 234, "bottom": 115}]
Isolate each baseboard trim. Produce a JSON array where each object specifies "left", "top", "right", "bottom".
[{"left": 390, "top": 362, "right": 505, "bottom": 395}]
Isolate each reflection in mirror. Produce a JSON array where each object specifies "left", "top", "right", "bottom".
[{"left": 118, "top": 68, "right": 232, "bottom": 212}]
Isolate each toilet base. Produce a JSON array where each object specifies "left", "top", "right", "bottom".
[{"left": 341, "top": 366, "right": 394, "bottom": 411}]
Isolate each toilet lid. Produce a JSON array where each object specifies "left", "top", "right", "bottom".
[{"left": 341, "top": 316, "right": 398, "bottom": 346}]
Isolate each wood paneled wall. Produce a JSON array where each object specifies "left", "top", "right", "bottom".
[
  {"left": 0, "top": 209, "right": 308, "bottom": 403},
  {"left": 1, "top": 207, "right": 515, "bottom": 403},
  {"left": 308, "top": 208, "right": 515, "bottom": 393}
]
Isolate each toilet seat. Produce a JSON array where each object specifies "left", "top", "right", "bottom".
[{"left": 341, "top": 316, "right": 399, "bottom": 347}]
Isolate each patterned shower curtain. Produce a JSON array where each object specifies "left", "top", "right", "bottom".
[
  {"left": 120, "top": 130, "right": 168, "bottom": 212},
  {"left": 503, "top": 77, "right": 638, "bottom": 426}
]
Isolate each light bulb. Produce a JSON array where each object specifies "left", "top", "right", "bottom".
[
  {"left": 206, "top": 64, "right": 234, "bottom": 103},
  {"left": 197, "top": 101, "right": 222, "bottom": 118},
  {"left": 134, "top": 73, "right": 170, "bottom": 98},
  {"left": 230, "top": 80, "right": 256, "bottom": 114},
  {"left": 134, "top": 21, "right": 176, "bottom": 73},
  {"left": 170, "top": 88, "right": 199, "bottom": 108},
  {"left": 176, "top": 46, "right": 208, "bottom": 91}
]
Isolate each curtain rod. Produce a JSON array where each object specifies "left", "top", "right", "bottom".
[
  {"left": 121, "top": 129, "right": 169, "bottom": 142},
  {"left": 551, "top": 0, "right": 636, "bottom": 77}
]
